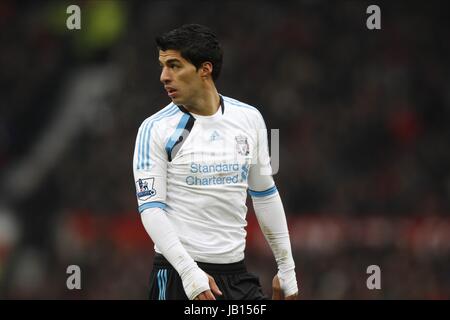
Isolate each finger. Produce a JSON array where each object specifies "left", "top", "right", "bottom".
[
  {"left": 197, "top": 290, "right": 216, "bottom": 300},
  {"left": 272, "top": 275, "right": 281, "bottom": 290},
  {"left": 196, "top": 293, "right": 205, "bottom": 300},
  {"left": 193, "top": 293, "right": 201, "bottom": 300},
  {"left": 195, "top": 292, "right": 207, "bottom": 300},
  {"left": 272, "top": 275, "right": 284, "bottom": 300},
  {"left": 203, "top": 290, "right": 216, "bottom": 300},
  {"left": 208, "top": 277, "right": 223, "bottom": 296}
]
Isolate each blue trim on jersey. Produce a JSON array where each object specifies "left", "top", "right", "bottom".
[
  {"left": 137, "top": 105, "right": 175, "bottom": 169},
  {"left": 137, "top": 105, "right": 173, "bottom": 169},
  {"left": 248, "top": 185, "right": 278, "bottom": 197},
  {"left": 157, "top": 270, "right": 163, "bottom": 300},
  {"left": 141, "top": 105, "right": 180, "bottom": 170},
  {"left": 137, "top": 105, "right": 180, "bottom": 170},
  {"left": 157, "top": 269, "right": 167, "bottom": 300},
  {"left": 222, "top": 96, "right": 259, "bottom": 112},
  {"left": 162, "top": 269, "right": 167, "bottom": 300},
  {"left": 138, "top": 201, "right": 167, "bottom": 213},
  {"left": 165, "top": 113, "right": 190, "bottom": 156}
]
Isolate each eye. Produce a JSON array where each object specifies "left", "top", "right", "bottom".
[{"left": 169, "top": 63, "right": 181, "bottom": 69}]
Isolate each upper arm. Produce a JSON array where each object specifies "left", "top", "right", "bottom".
[
  {"left": 133, "top": 120, "right": 168, "bottom": 213},
  {"left": 248, "top": 111, "right": 276, "bottom": 195}
]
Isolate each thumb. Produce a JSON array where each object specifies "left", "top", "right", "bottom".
[{"left": 272, "top": 275, "right": 284, "bottom": 300}]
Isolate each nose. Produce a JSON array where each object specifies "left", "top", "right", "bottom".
[{"left": 160, "top": 67, "right": 171, "bottom": 84}]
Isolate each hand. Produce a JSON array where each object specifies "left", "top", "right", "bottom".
[
  {"left": 194, "top": 273, "right": 223, "bottom": 300},
  {"left": 272, "top": 275, "right": 298, "bottom": 300}
]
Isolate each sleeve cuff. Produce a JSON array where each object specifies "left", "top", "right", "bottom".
[
  {"left": 248, "top": 185, "right": 278, "bottom": 197},
  {"left": 138, "top": 201, "right": 167, "bottom": 213}
]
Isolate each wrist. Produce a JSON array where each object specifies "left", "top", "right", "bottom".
[
  {"left": 278, "top": 269, "right": 298, "bottom": 297},
  {"left": 180, "top": 265, "right": 210, "bottom": 300}
]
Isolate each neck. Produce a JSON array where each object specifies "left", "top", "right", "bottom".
[{"left": 183, "top": 84, "right": 220, "bottom": 116}]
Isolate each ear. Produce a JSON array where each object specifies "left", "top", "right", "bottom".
[{"left": 199, "top": 62, "right": 213, "bottom": 79}]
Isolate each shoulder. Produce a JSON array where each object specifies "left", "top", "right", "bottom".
[
  {"left": 222, "top": 95, "right": 260, "bottom": 114},
  {"left": 138, "top": 103, "right": 183, "bottom": 133},
  {"left": 222, "top": 95, "right": 266, "bottom": 126}
]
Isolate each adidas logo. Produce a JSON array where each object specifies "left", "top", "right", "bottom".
[{"left": 210, "top": 130, "right": 222, "bottom": 141}]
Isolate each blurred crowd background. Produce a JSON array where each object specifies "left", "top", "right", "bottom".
[{"left": 0, "top": 1, "right": 449, "bottom": 299}]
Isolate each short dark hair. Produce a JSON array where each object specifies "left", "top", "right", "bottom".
[{"left": 155, "top": 24, "right": 223, "bottom": 81}]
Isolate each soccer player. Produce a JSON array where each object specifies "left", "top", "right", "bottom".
[{"left": 133, "top": 24, "right": 298, "bottom": 300}]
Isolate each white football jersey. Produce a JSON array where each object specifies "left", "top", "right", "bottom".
[{"left": 133, "top": 95, "right": 277, "bottom": 263}]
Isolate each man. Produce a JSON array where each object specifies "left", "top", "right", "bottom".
[{"left": 133, "top": 24, "right": 298, "bottom": 300}]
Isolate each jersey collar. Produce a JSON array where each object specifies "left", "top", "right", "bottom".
[{"left": 176, "top": 94, "right": 225, "bottom": 115}]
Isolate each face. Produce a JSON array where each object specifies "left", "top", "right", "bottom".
[{"left": 158, "top": 49, "right": 204, "bottom": 106}]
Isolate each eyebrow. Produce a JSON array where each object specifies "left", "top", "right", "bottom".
[{"left": 159, "top": 58, "right": 181, "bottom": 65}]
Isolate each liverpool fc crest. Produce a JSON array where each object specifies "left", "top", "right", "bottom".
[{"left": 235, "top": 135, "right": 250, "bottom": 156}]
